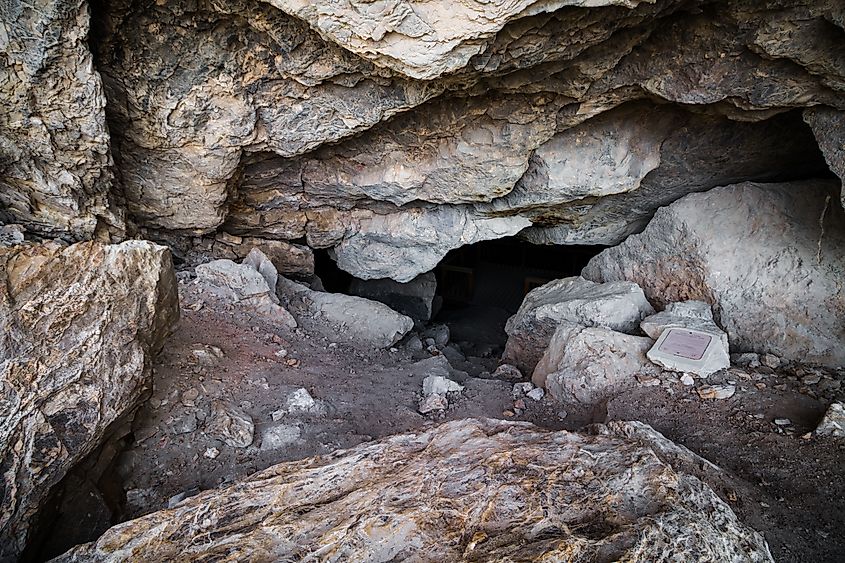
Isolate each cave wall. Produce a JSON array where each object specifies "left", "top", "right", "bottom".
[{"left": 1, "top": 0, "right": 844, "bottom": 280}]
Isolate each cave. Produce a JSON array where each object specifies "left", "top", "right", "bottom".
[{"left": 3, "top": 0, "right": 845, "bottom": 561}]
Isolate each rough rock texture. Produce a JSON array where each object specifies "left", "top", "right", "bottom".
[
  {"left": 349, "top": 272, "right": 437, "bottom": 321},
  {"left": 0, "top": 240, "right": 178, "bottom": 560},
  {"left": 503, "top": 276, "right": 654, "bottom": 375},
  {"left": 532, "top": 322, "right": 659, "bottom": 403},
  {"left": 815, "top": 402, "right": 845, "bottom": 438},
  {"left": 583, "top": 180, "right": 845, "bottom": 368},
  {"left": 804, "top": 106, "right": 845, "bottom": 207},
  {"left": 278, "top": 277, "right": 413, "bottom": 348},
  {"left": 0, "top": 0, "right": 121, "bottom": 240},
  {"left": 54, "top": 418, "right": 772, "bottom": 562}
]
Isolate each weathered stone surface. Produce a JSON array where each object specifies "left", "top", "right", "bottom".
[
  {"left": 54, "top": 418, "right": 773, "bottom": 562},
  {"left": 583, "top": 180, "right": 845, "bottom": 368},
  {"left": 278, "top": 277, "right": 413, "bottom": 348},
  {"left": 0, "top": 240, "right": 178, "bottom": 559},
  {"left": 349, "top": 272, "right": 437, "bottom": 321},
  {"left": 804, "top": 106, "right": 845, "bottom": 208},
  {"left": 0, "top": 0, "right": 122, "bottom": 240},
  {"left": 503, "top": 276, "right": 654, "bottom": 375},
  {"left": 205, "top": 401, "right": 254, "bottom": 449},
  {"left": 641, "top": 301, "right": 730, "bottom": 377},
  {"left": 332, "top": 205, "right": 531, "bottom": 282},
  {"left": 815, "top": 402, "right": 845, "bottom": 438},
  {"left": 532, "top": 322, "right": 659, "bottom": 403},
  {"left": 93, "top": 0, "right": 442, "bottom": 233}
]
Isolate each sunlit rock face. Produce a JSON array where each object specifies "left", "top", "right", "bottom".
[
  {"left": 54, "top": 418, "right": 773, "bottom": 562},
  {"left": 0, "top": 240, "right": 178, "bottom": 560}
]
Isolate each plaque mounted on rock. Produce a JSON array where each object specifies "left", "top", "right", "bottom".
[{"left": 647, "top": 327, "right": 727, "bottom": 377}]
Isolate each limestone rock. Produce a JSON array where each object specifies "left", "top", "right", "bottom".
[
  {"left": 349, "top": 273, "right": 437, "bottom": 322},
  {"left": 259, "top": 424, "right": 302, "bottom": 452},
  {"left": 641, "top": 301, "right": 730, "bottom": 377},
  {"left": 804, "top": 106, "right": 845, "bottom": 208},
  {"left": 272, "top": 388, "right": 326, "bottom": 418},
  {"left": 0, "top": 240, "right": 178, "bottom": 559},
  {"left": 206, "top": 401, "right": 254, "bottom": 449},
  {"left": 53, "top": 418, "right": 773, "bottom": 562},
  {"left": 0, "top": 0, "right": 122, "bottom": 240},
  {"left": 696, "top": 385, "right": 737, "bottom": 400},
  {"left": 418, "top": 393, "right": 448, "bottom": 414},
  {"left": 422, "top": 376, "right": 464, "bottom": 397},
  {"left": 815, "top": 402, "right": 845, "bottom": 438},
  {"left": 195, "top": 257, "right": 297, "bottom": 328},
  {"left": 583, "top": 181, "right": 845, "bottom": 368},
  {"left": 278, "top": 277, "right": 413, "bottom": 348},
  {"left": 532, "top": 322, "right": 659, "bottom": 404},
  {"left": 332, "top": 205, "right": 531, "bottom": 282},
  {"left": 503, "top": 276, "right": 654, "bottom": 375}
]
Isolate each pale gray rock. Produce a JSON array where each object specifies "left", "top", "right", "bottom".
[
  {"left": 260, "top": 424, "right": 302, "bottom": 451},
  {"left": 332, "top": 205, "right": 531, "bottom": 282},
  {"left": 0, "top": 225, "right": 24, "bottom": 247},
  {"left": 53, "top": 418, "right": 773, "bottom": 562},
  {"left": 583, "top": 181, "right": 845, "bottom": 368},
  {"left": 696, "top": 385, "right": 737, "bottom": 400},
  {"left": 815, "top": 402, "right": 845, "bottom": 438},
  {"left": 0, "top": 0, "right": 122, "bottom": 240},
  {"left": 532, "top": 322, "right": 659, "bottom": 404},
  {"left": 349, "top": 273, "right": 437, "bottom": 321},
  {"left": 272, "top": 388, "right": 326, "bottom": 418},
  {"left": 196, "top": 259, "right": 277, "bottom": 304},
  {"left": 418, "top": 393, "right": 448, "bottom": 414},
  {"left": 278, "top": 277, "right": 413, "bottom": 348},
  {"left": 503, "top": 276, "right": 654, "bottom": 375},
  {"left": 641, "top": 301, "right": 730, "bottom": 377},
  {"left": 267, "top": 0, "right": 653, "bottom": 80},
  {"left": 422, "top": 376, "right": 464, "bottom": 397},
  {"left": 206, "top": 401, "right": 255, "bottom": 448},
  {"left": 242, "top": 248, "right": 279, "bottom": 297},
  {"left": 0, "top": 240, "right": 178, "bottom": 559},
  {"left": 803, "top": 106, "right": 845, "bottom": 208}
]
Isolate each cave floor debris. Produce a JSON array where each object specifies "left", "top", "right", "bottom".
[{"left": 48, "top": 277, "right": 845, "bottom": 563}]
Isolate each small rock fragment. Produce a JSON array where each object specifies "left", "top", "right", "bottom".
[
  {"left": 493, "top": 364, "right": 523, "bottom": 381},
  {"left": 697, "top": 384, "right": 736, "bottom": 400},
  {"left": 526, "top": 388, "right": 545, "bottom": 401},
  {"left": 512, "top": 382, "right": 534, "bottom": 398},
  {"left": 190, "top": 344, "right": 225, "bottom": 366},
  {"left": 203, "top": 447, "right": 220, "bottom": 460},
  {"left": 815, "top": 402, "right": 845, "bottom": 437},
  {"left": 260, "top": 424, "right": 302, "bottom": 451},
  {"left": 273, "top": 388, "right": 326, "bottom": 418},
  {"left": 419, "top": 393, "right": 448, "bottom": 414},
  {"left": 206, "top": 401, "right": 255, "bottom": 448},
  {"left": 181, "top": 388, "right": 199, "bottom": 407},
  {"left": 422, "top": 375, "right": 464, "bottom": 396},
  {"left": 773, "top": 418, "right": 792, "bottom": 426},
  {"left": 761, "top": 354, "right": 781, "bottom": 369},
  {"left": 680, "top": 374, "right": 695, "bottom": 386}
]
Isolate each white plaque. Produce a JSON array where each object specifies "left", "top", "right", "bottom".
[{"left": 657, "top": 329, "right": 712, "bottom": 360}]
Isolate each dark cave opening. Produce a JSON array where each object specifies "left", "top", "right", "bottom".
[{"left": 432, "top": 238, "right": 606, "bottom": 346}]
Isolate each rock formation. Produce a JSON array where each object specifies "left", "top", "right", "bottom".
[
  {"left": 54, "top": 418, "right": 773, "bottom": 562},
  {"left": 0, "top": 240, "right": 178, "bottom": 560},
  {"left": 583, "top": 180, "right": 845, "bottom": 367}
]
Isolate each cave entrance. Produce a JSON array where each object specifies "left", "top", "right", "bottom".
[{"left": 432, "top": 238, "right": 605, "bottom": 347}]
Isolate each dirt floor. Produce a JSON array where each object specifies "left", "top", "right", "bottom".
[{"left": 40, "top": 275, "right": 845, "bottom": 562}]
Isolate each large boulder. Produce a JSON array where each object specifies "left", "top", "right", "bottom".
[
  {"left": 583, "top": 180, "right": 845, "bottom": 368},
  {"left": 532, "top": 322, "right": 659, "bottom": 404},
  {"left": 0, "top": 240, "right": 178, "bottom": 559},
  {"left": 54, "top": 418, "right": 772, "bottom": 562},
  {"left": 278, "top": 277, "right": 413, "bottom": 348},
  {"left": 503, "top": 276, "right": 654, "bottom": 375}
]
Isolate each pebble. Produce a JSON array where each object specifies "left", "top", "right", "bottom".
[
  {"left": 502, "top": 410, "right": 515, "bottom": 418},
  {"left": 774, "top": 418, "right": 792, "bottom": 426},
  {"left": 274, "top": 349, "right": 288, "bottom": 358},
  {"left": 761, "top": 354, "right": 781, "bottom": 369},
  {"left": 512, "top": 382, "right": 534, "bottom": 398},
  {"left": 493, "top": 364, "right": 524, "bottom": 381},
  {"left": 180, "top": 388, "right": 199, "bottom": 407},
  {"left": 513, "top": 399, "right": 526, "bottom": 410},
  {"left": 697, "top": 384, "right": 736, "bottom": 400},
  {"left": 526, "top": 388, "right": 545, "bottom": 401},
  {"left": 419, "top": 393, "right": 448, "bottom": 414},
  {"left": 203, "top": 447, "right": 220, "bottom": 460},
  {"left": 680, "top": 374, "right": 695, "bottom": 386}
]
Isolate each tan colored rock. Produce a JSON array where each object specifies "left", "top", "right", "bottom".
[
  {"left": 53, "top": 418, "right": 773, "bottom": 562},
  {"left": 0, "top": 240, "right": 178, "bottom": 559}
]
